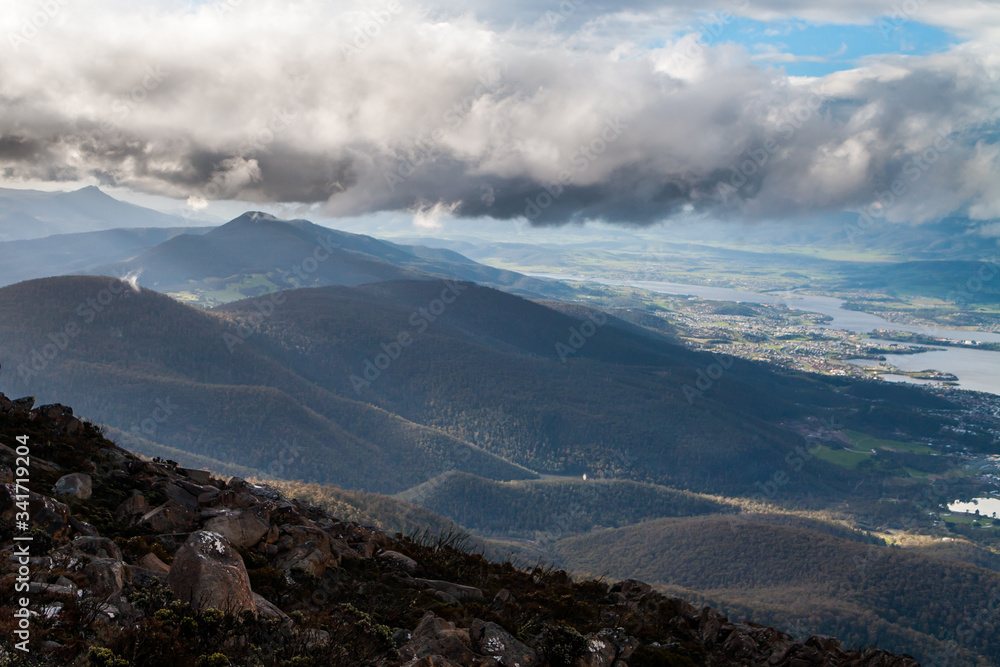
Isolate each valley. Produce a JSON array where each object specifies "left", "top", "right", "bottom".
[{"left": 1, "top": 205, "right": 999, "bottom": 665}]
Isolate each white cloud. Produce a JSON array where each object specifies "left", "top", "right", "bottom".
[
  {"left": 0, "top": 0, "right": 996, "bottom": 227},
  {"left": 411, "top": 200, "right": 460, "bottom": 230}
]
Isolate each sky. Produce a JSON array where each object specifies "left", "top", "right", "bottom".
[{"left": 0, "top": 0, "right": 998, "bottom": 231}]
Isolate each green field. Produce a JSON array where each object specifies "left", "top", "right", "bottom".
[
  {"left": 943, "top": 513, "right": 996, "bottom": 527},
  {"left": 813, "top": 445, "right": 873, "bottom": 469},
  {"left": 904, "top": 467, "right": 932, "bottom": 481},
  {"left": 169, "top": 273, "right": 282, "bottom": 307},
  {"left": 845, "top": 430, "right": 935, "bottom": 454}
]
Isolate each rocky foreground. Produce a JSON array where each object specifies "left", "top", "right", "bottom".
[{"left": 0, "top": 391, "right": 920, "bottom": 666}]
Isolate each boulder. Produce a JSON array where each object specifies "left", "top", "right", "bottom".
[
  {"left": 399, "top": 612, "right": 478, "bottom": 665},
  {"left": 806, "top": 635, "right": 844, "bottom": 654},
  {"left": 53, "top": 473, "right": 92, "bottom": 500},
  {"left": 412, "top": 578, "right": 484, "bottom": 602},
  {"left": 178, "top": 468, "right": 213, "bottom": 485},
  {"left": 277, "top": 543, "right": 330, "bottom": 577},
  {"left": 247, "top": 483, "right": 281, "bottom": 500},
  {"left": 13, "top": 396, "right": 36, "bottom": 412},
  {"left": 378, "top": 550, "right": 420, "bottom": 574},
  {"left": 34, "top": 404, "right": 84, "bottom": 435},
  {"left": 98, "top": 448, "right": 130, "bottom": 468},
  {"left": 138, "top": 501, "right": 197, "bottom": 533},
  {"left": 72, "top": 536, "right": 123, "bottom": 561},
  {"left": 150, "top": 480, "right": 199, "bottom": 510},
  {"left": 203, "top": 509, "right": 271, "bottom": 548},
  {"left": 35, "top": 403, "right": 72, "bottom": 420},
  {"left": 197, "top": 488, "right": 220, "bottom": 505},
  {"left": 29, "top": 491, "right": 73, "bottom": 543},
  {"left": 114, "top": 493, "right": 149, "bottom": 522},
  {"left": 577, "top": 629, "right": 638, "bottom": 667},
  {"left": 175, "top": 479, "right": 209, "bottom": 497},
  {"left": 721, "top": 629, "right": 757, "bottom": 660},
  {"left": 470, "top": 619, "right": 537, "bottom": 666},
  {"left": 351, "top": 541, "right": 378, "bottom": 558},
  {"left": 29, "top": 582, "right": 77, "bottom": 597},
  {"left": 84, "top": 558, "right": 128, "bottom": 598},
  {"left": 138, "top": 553, "right": 171, "bottom": 574},
  {"left": 61, "top": 416, "right": 84, "bottom": 436},
  {"left": 253, "top": 593, "right": 290, "bottom": 621},
  {"left": 69, "top": 516, "right": 100, "bottom": 537},
  {"left": 201, "top": 489, "right": 256, "bottom": 510},
  {"left": 277, "top": 524, "right": 333, "bottom": 555},
  {"left": 167, "top": 531, "right": 257, "bottom": 614},
  {"left": 699, "top": 607, "right": 726, "bottom": 646}
]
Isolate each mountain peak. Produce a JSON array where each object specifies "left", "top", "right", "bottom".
[
  {"left": 210, "top": 211, "right": 294, "bottom": 237},
  {"left": 228, "top": 211, "right": 284, "bottom": 224},
  {"left": 60, "top": 184, "right": 114, "bottom": 201}
]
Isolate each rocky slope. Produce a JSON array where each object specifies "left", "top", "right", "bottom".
[{"left": 0, "top": 390, "right": 920, "bottom": 666}]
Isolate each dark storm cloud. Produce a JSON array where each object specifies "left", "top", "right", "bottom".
[{"left": 0, "top": 0, "right": 998, "bottom": 225}]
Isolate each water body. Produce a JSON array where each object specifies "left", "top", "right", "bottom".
[
  {"left": 533, "top": 273, "right": 1000, "bottom": 395},
  {"left": 949, "top": 497, "right": 1000, "bottom": 518}
]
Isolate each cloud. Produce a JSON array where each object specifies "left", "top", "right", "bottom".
[
  {"left": 0, "top": 0, "right": 997, "bottom": 228},
  {"left": 749, "top": 45, "right": 830, "bottom": 63},
  {"left": 411, "top": 201, "right": 460, "bottom": 231}
]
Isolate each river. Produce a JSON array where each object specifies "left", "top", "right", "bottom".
[{"left": 532, "top": 273, "right": 1000, "bottom": 395}]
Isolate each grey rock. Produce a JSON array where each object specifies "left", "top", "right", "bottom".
[
  {"left": 69, "top": 516, "right": 100, "bottom": 537},
  {"left": 53, "top": 473, "right": 92, "bottom": 500},
  {"left": 114, "top": 492, "right": 149, "bottom": 522},
  {"left": 150, "top": 479, "right": 199, "bottom": 510},
  {"left": 412, "top": 578, "right": 484, "bottom": 602},
  {"left": 253, "top": 592, "right": 290, "bottom": 621},
  {"left": 72, "top": 536, "right": 123, "bottom": 561},
  {"left": 138, "top": 552, "right": 171, "bottom": 574},
  {"left": 178, "top": 468, "right": 213, "bottom": 485},
  {"left": 167, "top": 531, "right": 256, "bottom": 613},
  {"left": 203, "top": 509, "right": 271, "bottom": 548},
  {"left": 378, "top": 550, "right": 420, "bottom": 573},
  {"left": 399, "top": 612, "right": 478, "bottom": 665},
  {"left": 84, "top": 558, "right": 128, "bottom": 598},
  {"left": 471, "top": 619, "right": 537, "bottom": 666},
  {"left": 138, "top": 501, "right": 197, "bottom": 533}
]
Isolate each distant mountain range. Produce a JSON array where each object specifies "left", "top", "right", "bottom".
[
  {"left": 399, "top": 215, "right": 1000, "bottom": 263},
  {"left": 92, "top": 211, "right": 576, "bottom": 303},
  {"left": 0, "top": 185, "right": 199, "bottom": 241},
  {"left": 0, "top": 201, "right": 575, "bottom": 303},
  {"left": 0, "top": 225, "right": 213, "bottom": 287}
]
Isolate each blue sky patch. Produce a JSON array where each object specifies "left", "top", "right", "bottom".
[{"left": 683, "top": 16, "right": 956, "bottom": 77}]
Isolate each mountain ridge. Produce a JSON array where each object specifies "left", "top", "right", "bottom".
[{"left": 0, "top": 185, "right": 202, "bottom": 241}]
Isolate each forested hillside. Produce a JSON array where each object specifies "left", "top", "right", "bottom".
[
  {"left": 0, "top": 275, "right": 983, "bottom": 500},
  {"left": 395, "top": 471, "right": 733, "bottom": 539},
  {"left": 554, "top": 515, "right": 1000, "bottom": 665},
  {"left": 0, "top": 276, "right": 534, "bottom": 493}
]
